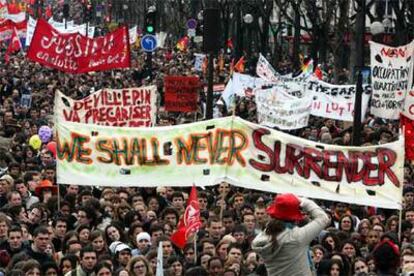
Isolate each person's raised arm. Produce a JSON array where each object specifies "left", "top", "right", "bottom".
[{"left": 295, "top": 198, "right": 330, "bottom": 245}]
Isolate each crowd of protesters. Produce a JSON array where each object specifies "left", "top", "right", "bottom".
[{"left": 1, "top": 8, "right": 414, "bottom": 276}]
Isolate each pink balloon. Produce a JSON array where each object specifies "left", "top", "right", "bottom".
[{"left": 47, "top": 141, "right": 57, "bottom": 158}]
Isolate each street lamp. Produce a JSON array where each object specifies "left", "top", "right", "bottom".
[
  {"left": 197, "top": 10, "right": 203, "bottom": 21},
  {"left": 243, "top": 14, "right": 253, "bottom": 24},
  {"left": 243, "top": 13, "right": 253, "bottom": 68}
]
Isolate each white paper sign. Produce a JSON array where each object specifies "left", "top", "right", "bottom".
[
  {"left": 370, "top": 40, "right": 414, "bottom": 119},
  {"left": 256, "top": 53, "right": 279, "bottom": 82},
  {"left": 255, "top": 87, "right": 312, "bottom": 129},
  {"left": 222, "top": 73, "right": 267, "bottom": 106},
  {"left": 129, "top": 26, "right": 137, "bottom": 44}
]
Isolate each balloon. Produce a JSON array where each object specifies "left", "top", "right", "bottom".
[
  {"left": 46, "top": 141, "right": 57, "bottom": 158},
  {"left": 38, "top": 125, "right": 53, "bottom": 143},
  {"left": 29, "top": 135, "right": 42, "bottom": 150}
]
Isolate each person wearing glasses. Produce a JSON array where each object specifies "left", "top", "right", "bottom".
[{"left": 126, "top": 255, "right": 154, "bottom": 276}]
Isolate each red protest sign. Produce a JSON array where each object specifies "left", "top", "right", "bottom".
[
  {"left": 164, "top": 76, "right": 200, "bottom": 112},
  {"left": 27, "top": 18, "right": 130, "bottom": 74}
]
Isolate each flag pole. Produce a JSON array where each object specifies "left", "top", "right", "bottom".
[
  {"left": 193, "top": 233, "right": 197, "bottom": 264},
  {"left": 219, "top": 189, "right": 225, "bottom": 221},
  {"left": 398, "top": 125, "right": 405, "bottom": 242},
  {"left": 57, "top": 184, "right": 60, "bottom": 210}
]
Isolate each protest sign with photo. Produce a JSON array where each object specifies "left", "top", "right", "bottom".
[
  {"left": 370, "top": 41, "right": 414, "bottom": 119},
  {"left": 56, "top": 116, "right": 403, "bottom": 209},
  {"left": 55, "top": 86, "right": 157, "bottom": 127},
  {"left": 27, "top": 19, "right": 130, "bottom": 74},
  {"left": 255, "top": 87, "right": 312, "bottom": 129},
  {"left": 20, "top": 94, "right": 32, "bottom": 109},
  {"left": 194, "top": 53, "right": 205, "bottom": 72}
]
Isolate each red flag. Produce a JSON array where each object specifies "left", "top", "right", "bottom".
[
  {"left": 233, "top": 56, "right": 245, "bottom": 73},
  {"left": 45, "top": 5, "right": 52, "bottom": 18},
  {"left": 170, "top": 185, "right": 201, "bottom": 249},
  {"left": 226, "top": 38, "right": 233, "bottom": 50},
  {"left": 7, "top": 2, "right": 22, "bottom": 14},
  {"left": 27, "top": 19, "right": 130, "bottom": 73},
  {"left": 177, "top": 36, "right": 189, "bottom": 52},
  {"left": 401, "top": 113, "right": 414, "bottom": 161},
  {"left": 202, "top": 56, "right": 208, "bottom": 75},
  {"left": 314, "top": 65, "right": 323, "bottom": 80},
  {"left": 5, "top": 27, "right": 21, "bottom": 63}
]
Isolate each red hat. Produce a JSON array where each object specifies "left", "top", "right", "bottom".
[
  {"left": 266, "top": 193, "right": 304, "bottom": 221},
  {"left": 35, "top": 180, "right": 57, "bottom": 196}
]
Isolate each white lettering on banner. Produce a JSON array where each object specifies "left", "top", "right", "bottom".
[
  {"left": 36, "top": 52, "right": 79, "bottom": 71},
  {"left": 56, "top": 117, "right": 404, "bottom": 209},
  {"left": 370, "top": 40, "right": 414, "bottom": 119},
  {"left": 55, "top": 87, "right": 157, "bottom": 127}
]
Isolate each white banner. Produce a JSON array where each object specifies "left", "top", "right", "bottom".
[
  {"left": 156, "top": 32, "right": 167, "bottom": 48},
  {"left": 129, "top": 26, "right": 137, "bottom": 44},
  {"left": 3, "top": 12, "right": 25, "bottom": 23},
  {"left": 306, "top": 78, "right": 371, "bottom": 121},
  {"left": 27, "top": 16, "right": 94, "bottom": 46},
  {"left": 403, "top": 40, "right": 414, "bottom": 119},
  {"left": 48, "top": 17, "right": 74, "bottom": 28},
  {"left": 256, "top": 53, "right": 279, "bottom": 82},
  {"left": 255, "top": 87, "right": 312, "bottom": 129},
  {"left": 56, "top": 117, "right": 404, "bottom": 209},
  {"left": 54, "top": 86, "right": 157, "bottom": 127},
  {"left": 222, "top": 73, "right": 267, "bottom": 106},
  {"left": 370, "top": 41, "right": 414, "bottom": 119}
]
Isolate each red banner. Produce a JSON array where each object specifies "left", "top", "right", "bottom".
[
  {"left": 27, "top": 19, "right": 130, "bottom": 74},
  {"left": 164, "top": 76, "right": 200, "bottom": 112},
  {"left": 0, "top": 20, "right": 26, "bottom": 42}
]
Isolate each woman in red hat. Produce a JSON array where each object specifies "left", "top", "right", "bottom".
[{"left": 252, "top": 193, "right": 330, "bottom": 276}]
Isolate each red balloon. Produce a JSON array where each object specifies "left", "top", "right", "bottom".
[{"left": 47, "top": 142, "right": 57, "bottom": 158}]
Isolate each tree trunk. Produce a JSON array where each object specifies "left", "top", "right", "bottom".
[
  {"left": 318, "top": 25, "right": 328, "bottom": 64},
  {"left": 350, "top": 0, "right": 366, "bottom": 82},
  {"left": 333, "top": 0, "right": 349, "bottom": 83},
  {"left": 292, "top": 5, "right": 301, "bottom": 69}
]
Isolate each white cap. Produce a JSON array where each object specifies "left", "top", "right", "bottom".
[
  {"left": 136, "top": 232, "right": 151, "bottom": 245},
  {"left": 109, "top": 241, "right": 131, "bottom": 255}
]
